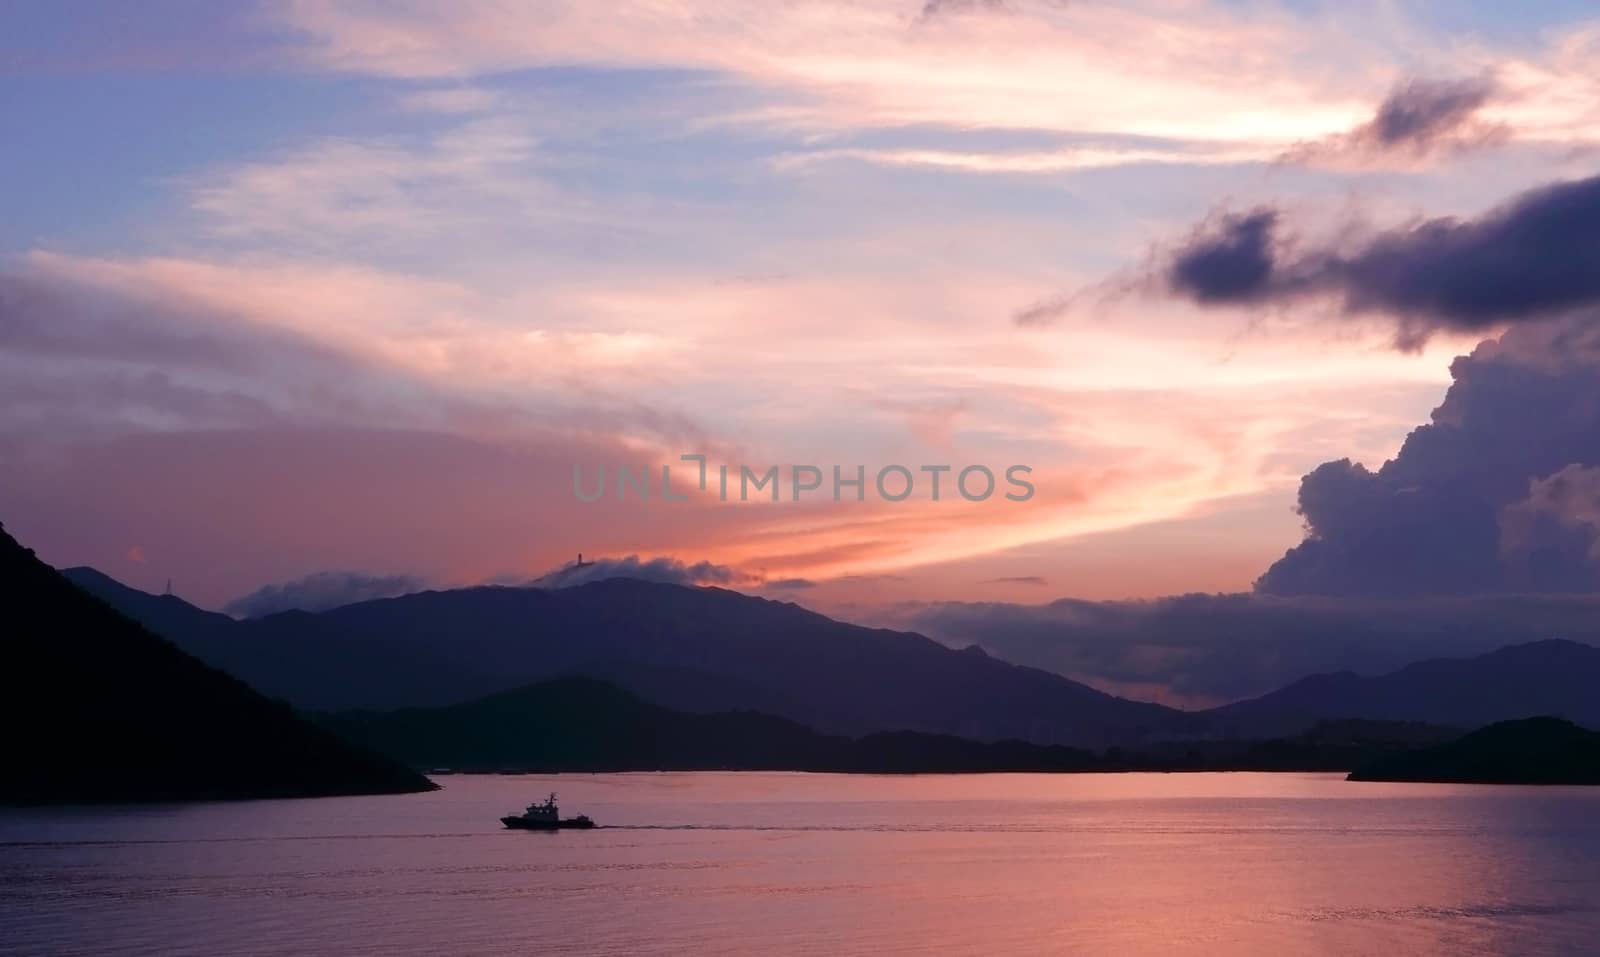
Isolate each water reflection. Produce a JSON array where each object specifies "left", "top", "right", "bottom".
[{"left": 2, "top": 773, "right": 1597, "bottom": 956}]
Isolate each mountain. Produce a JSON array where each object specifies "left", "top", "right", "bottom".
[
  {"left": 320, "top": 677, "right": 839, "bottom": 771},
  {"left": 1124, "top": 719, "right": 1459, "bottom": 771},
  {"left": 1349, "top": 717, "right": 1600, "bottom": 785},
  {"left": 68, "top": 567, "right": 1600, "bottom": 747},
  {"left": 62, "top": 566, "right": 237, "bottom": 644},
  {"left": 1209, "top": 639, "right": 1600, "bottom": 736},
  {"left": 320, "top": 677, "right": 1460, "bottom": 774},
  {"left": 317, "top": 676, "right": 1104, "bottom": 773},
  {"left": 2, "top": 525, "right": 436, "bottom": 804},
  {"left": 67, "top": 571, "right": 1192, "bottom": 747}
]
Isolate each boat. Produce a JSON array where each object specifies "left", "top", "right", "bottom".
[{"left": 501, "top": 793, "right": 596, "bottom": 830}]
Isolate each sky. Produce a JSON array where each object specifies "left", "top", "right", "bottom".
[{"left": 8, "top": 1, "right": 1600, "bottom": 702}]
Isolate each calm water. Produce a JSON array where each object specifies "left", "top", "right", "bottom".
[{"left": 3, "top": 772, "right": 1599, "bottom": 956}]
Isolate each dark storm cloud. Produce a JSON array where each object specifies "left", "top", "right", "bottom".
[
  {"left": 908, "top": 592, "right": 1600, "bottom": 705},
  {"left": 531, "top": 554, "right": 745, "bottom": 588},
  {"left": 224, "top": 571, "right": 429, "bottom": 618},
  {"left": 1015, "top": 78, "right": 1510, "bottom": 330},
  {"left": 1282, "top": 75, "right": 1501, "bottom": 165},
  {"left": 1166, "top": 209, "right": 1280, "bottom": 305},
  {"left": 1159, "top": 174, "right": 1600, "bottom": 347},
  {"left": 1369, "top": 76, "right": 1497, "bottom": 149},
  {"left": 1257, "top": 315, "right": 1600, "bottom": 598}
]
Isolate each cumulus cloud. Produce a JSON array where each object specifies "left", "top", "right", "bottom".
[
  {"left": 1155, "top": 174, "right": 1600, "bottom": 348},
  {"left": 1257, "top": 315, "right": 1600, "bottom": 597},
  {"left": 225, "top": 571, "right": 429, "bottom": 618},
  {"left": 530, "top": 554, "right": 747, "bottom": 589},
  {"left": 1499, "top": 465, "right": 1600, "bottom": 591},
  {"left": 961, "top": 308, "right": 1600, "bottom": 702},
  {"left": 1283, "top": 75, "right": 1503, "bottom": 165}
]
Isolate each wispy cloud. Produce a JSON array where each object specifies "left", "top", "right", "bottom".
[
  {"left": 529, "top": 554, "right": 748, "bottom": 588},
  {"left": 762, "top": 577, "right": 819, "bottom": 590},
  {"left": 395, "top": 85, "right": 503, "bottom": 114},
  {"left": 224, "top": 570, "right": 429, "bottom": 617},
  {"left": 274, "top": 0, "right": 1372, "bottom": 144},
  {"left": 24, "top": 0, "right": 1588, "bottom": 627},
  {"left": 917, "top": 0, "right": 1013, "bottom": 24},
  {"left": 187, "top": 116, "right": 552, "bottom": 250},
  {"left": 268, "top": 1, "right": 1600, "bottom": 172},
  {"left": 1282, "top": 75, "right": 1506, "bottom": 167},
  {"left": 774, "top": 143, "right": 1273, "bottom": 175}
]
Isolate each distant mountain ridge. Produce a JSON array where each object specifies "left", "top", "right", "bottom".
[
  {"left": 65, "top": 568, "right": 1600, "bottom": 746},
  {"left": 64, "top": 570, "right": 1192, "bottom": 747},
  {"left": 1211, "top": 639, "right": 1600, "bottom": 735},
  {"left": 319, "top": 676, "right": 1459, "bottom": 774},
  {"left": 2, "top": 527, "right": 435, "bottom": 805},
  {"left": 317, "top": 676, "right": 1110, "bottom": 773}
]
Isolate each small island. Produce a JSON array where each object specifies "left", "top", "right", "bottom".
[{"left": 1348, "top": 717, "right": 1600, "bottom": 785}]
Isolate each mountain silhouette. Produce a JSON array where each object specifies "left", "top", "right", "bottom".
[
  {"left": 317, "top": 676, "right": 1106, "bottom": 773},
  {"left": 319, "top": 677, "right": 1449, "bottom": 774},
  {"left": 65, "top": 572, "right": 1191, "bottom": 747},
  {"left": 3, "top": 526, "right": 435, "bottom": 804},
  {"left": 1349, "top": 717, "right": 1600, "bottom": 784},
  {"left": 62, "top": 566, "right": 237, "bottom": 644},
  {"left": 67, "top": 567, "right": 1600, "bottom": 748},
  {"left": 1211, "top": 639, "right": 1600, "bottom": 736}
]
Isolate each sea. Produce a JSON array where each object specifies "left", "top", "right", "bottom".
[{"left": 3, "top": 772, "right": 1598, "bottom": 956}]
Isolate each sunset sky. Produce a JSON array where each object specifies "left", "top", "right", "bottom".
[{"left": 8, "top": 2, "right": 1600, "bottom": 695}]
